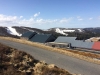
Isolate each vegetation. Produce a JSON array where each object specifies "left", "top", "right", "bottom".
[
  {"left": 12, "top": 26, "right": 29, "bottom": 34},
  {"left": 67, "top": 31, "right": 100, "bottom": 40},
  {"left": 0, "top": 43, "right": 73, "bottom": 75}
]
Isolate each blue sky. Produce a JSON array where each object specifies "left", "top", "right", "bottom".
[{"left": 0, "top": 0, "right": 100, "bottom": 29}]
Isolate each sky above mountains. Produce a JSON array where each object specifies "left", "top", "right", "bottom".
[{"left": 0, "top": 0, "right": 100, "bottom": 29}]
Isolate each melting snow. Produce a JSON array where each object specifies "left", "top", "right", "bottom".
[
  {"left": 55, "top": 28, "right": 68, "bottom": 36},
  {"left": 22, "top": 27, "right": 34, "bottom": 32},
  {"left": 7, "top": 27, "right": 22, "bottom": 36},
  {"left": 63, "top": 30, "right": 75, "bottom": 32},
  {"left": 78, "top": 29, "right": 82, "bottom": 32}
]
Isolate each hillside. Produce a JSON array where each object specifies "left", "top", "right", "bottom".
[
  {"left": 83, "top": 27, "right": 100, "bottom": 33},
  {"left": 0, "top": 26, "right": 100, "bottom": 40},
  {"left": 0, "top": 43, "right": 73, "bottom": 75},
  {"left": 0, "top": 26, "right": 65, "bottom": 38},
  {"left": 0, "top": 27, "right": 20, "bottom": 38}
]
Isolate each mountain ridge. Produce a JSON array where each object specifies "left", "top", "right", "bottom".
[{"left": 0, "top": 26, "right": 100, "bottom": 40}]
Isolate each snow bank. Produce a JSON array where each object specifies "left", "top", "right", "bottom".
[{"left": 7, "top": 27, "right": 22, "bottom": 36}]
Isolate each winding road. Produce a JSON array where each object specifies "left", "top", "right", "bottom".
[{"left": 0, "top": 39, "right": 100, "bottom": 75}]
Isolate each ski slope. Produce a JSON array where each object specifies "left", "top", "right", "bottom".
[
  {"left": 7, "top": 27, "right": 22, "bottom": 36},
  {"left": 55, "top": 28, "right": 68, "bottom": 36}
]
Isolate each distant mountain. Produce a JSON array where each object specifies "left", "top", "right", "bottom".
[
  {"left": 48, "top": 28, "right": 84, "bottom": 35},
  {"left": 0, "top": 26, "right": 64, "bottom": 38},
  {"left": 83, "top": 27, "right": 100, "bottom": 33},
  {"left": 0, "top": 26, "right": 100, "bottom": 39},
  {"left": 0, "top": 26, "right": 20, "bottom": 38}
]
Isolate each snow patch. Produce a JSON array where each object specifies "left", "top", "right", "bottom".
[
  {"left": 22, "top": 27, "right": 34, "bottom": 32},
  {"left": 55, "top": 28, "right": 68, "bottom": 36},
  {"left": 78, "top": 29, "right": 82, "bottom": 32},
  {"left": 7, "top": 27, "right": 22, "bottom": 36},
  {"left": 63, "top": 30, "right": 75, "bottom": 32}
]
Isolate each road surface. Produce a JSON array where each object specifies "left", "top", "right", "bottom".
[{"left": 0, "top": 39, "right": 100, "bottom": 75}]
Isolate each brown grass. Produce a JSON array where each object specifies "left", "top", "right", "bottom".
[
  {"left": 0, "top": 36, "right": 100, "bottom": 65},
  {"left": 42, "top": 67, "right": 72, "bottom": 75},
  {"left": 0, "top": 42, "right": 74, "bottom": 75},
  {"left": 33, "top": 61, "right": 73, "bottom": 75}
]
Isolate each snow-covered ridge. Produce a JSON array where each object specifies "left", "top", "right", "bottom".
[{"left": 7, "top": 27, "right": 22, "bottom": 36}]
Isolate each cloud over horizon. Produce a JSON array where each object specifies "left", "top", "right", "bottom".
[
  {"left": 0, "top": 13, "right": 100, "bottom": 29},
  {"left": 0, "top": 13, "right": 72, "bottom": 28}
]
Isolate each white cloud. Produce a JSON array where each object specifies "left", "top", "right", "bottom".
[
  {"left": 0, "top": 14, "right": 73, "bottom": 27},
  {"left": 34, "top": 12, "right": 40, "bottom": 17},
  {"left": 89, "top": 18, "right": 93, "bottom": 20},
  {"left": 77, "top": 16, "right": 83, "bottom": 21},
  {"left": 78, "top": 18, "right": 83, "bottom": 21},
  {"left": 0, "top": 14, "right": 17, "bottom": 21},
  {"left": 60, "top": 18, "right": 69, "bottom": 23},
  {"left": 77, "top": 16, "right": 81, "bottom": 18},
  {"left": 20, "top": 16, "right": 23, "bottom": 19},
  {"left": 60, "top": 18, "right": 73, "bottom": 23}
]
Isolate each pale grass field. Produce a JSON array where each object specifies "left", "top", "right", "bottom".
[{"left": 0, "top": 36, "right": 100, "bottom": 64}]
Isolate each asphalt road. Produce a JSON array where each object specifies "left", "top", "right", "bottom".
[{"left": 0, "top": 39, "right": 100, "bottom": 75}]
